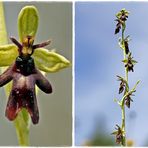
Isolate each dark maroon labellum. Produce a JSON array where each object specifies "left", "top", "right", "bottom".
[
  {"left": 115, "top": 20, "right": 121, "bottom": 34},
  {"left": 125, "top": 94, "right": 133, "bottom": 109},
  {"left": 114, "top": 124, "right": 124, "bottom": 145},
  {"left": 0, "top": 36, "right": 52, "bottom": 124},
  {"left": 124, "top": 40, "right": 129, "bottom": 55}
]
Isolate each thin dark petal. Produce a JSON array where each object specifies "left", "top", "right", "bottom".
[
  {"left": 10, "top": 37, "right": 22, "bottom": 49},
  {"left": 0, "top": 64, "right": 14, "bottom": 87},
  {"left": 35, "top": 69, "right": 52, "bottom": 94},
  {"left": 32, "top": 39, "right": 51, "bottom": 49},
  {"left": 5, "top": 91, "right": 20, "bottom": 121}
]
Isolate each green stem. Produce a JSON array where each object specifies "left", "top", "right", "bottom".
[
  {"left": 14, "top": 109, "right": 30, "bottom": 146},
  {"left": 121, "top": 24, "right": 128, "bottom": 146},
  {"left": 121, "top": 106, "right": 126, "bottom": 146},
  {"left": 0, "top": 2, "right": 30, "bottom": 146}
]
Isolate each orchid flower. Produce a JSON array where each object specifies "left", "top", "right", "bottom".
[{"left": 0, "top": 5, "right": 70, "bottom": 125}]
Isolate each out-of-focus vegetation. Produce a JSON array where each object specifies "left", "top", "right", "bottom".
[
  {"left": 83, "top": 131, "right": 116, "bottom": 146},
  {"left": 81, "top": 113, "right": 139, "bottom": 146},
  {"left": 82, "top": 116, "right": 116, "bottom": 146}
]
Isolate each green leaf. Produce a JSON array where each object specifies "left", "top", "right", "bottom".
[
  {"left": 18, "top": 6, "right": 39, "bottom": 42},
  {"left": 33, "top": 48, "right": 71, "bottom": 72},
  {"left": 132, "top": 80, "right": 140, "bottom": 91},
  {"left": 0, "top": 44, "right": 18, "bottom": 66}
]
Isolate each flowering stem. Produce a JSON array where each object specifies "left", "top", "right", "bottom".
[
  {"left": 14, "top": 109, "right": 30, "bottom": 146},
  {"left": 0, "top": 2, "right": 30, "bottom": 146},
  {"left": 113, "top": 9, "right": 139, "bottom": 146},
  {"left": 121, "top": 25, "right": 127, "bottom": 146},
  {"left": 121, "top": 107, "right": 126, "bottom": 146}
]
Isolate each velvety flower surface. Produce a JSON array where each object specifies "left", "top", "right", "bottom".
[{"left": 0, "top": 6, "right": 70, "bottom": 124}]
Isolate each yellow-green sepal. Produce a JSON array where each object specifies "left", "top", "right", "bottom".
[
  {"left": 0, "top": 44, "right": 18, "bottom": 66},
  {"left": 33, "top": 48, "right": 71, "bottom": 72},
  {"left": 18, "top": 6, "right": 39, "bottom": 42}
]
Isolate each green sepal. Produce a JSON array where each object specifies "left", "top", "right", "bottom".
[
  {"left": 18, "top": 6, "right": 39, "bottom": 42},
  {"left": 122, "top": 59, "right": 128, "bottom": 63},
  {"left": 0, "top": 44, "right": 18, "bottom": 66},
  {"left": 111, "top": 131, "right": 118, "bottom": 135},
  {"left": 131, "top": 60, "right": 138, "bottom": 64},
  {"left": 33, "top": 48, "right": 71, "bottom": 72}
]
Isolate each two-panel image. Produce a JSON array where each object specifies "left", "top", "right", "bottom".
[{"left": 0, "top": 1, "right": 148, "bottom": 147}]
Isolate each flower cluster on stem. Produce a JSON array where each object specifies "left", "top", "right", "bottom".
[{"left": 112, "top": 8, "right": 139, "bottom": 146}]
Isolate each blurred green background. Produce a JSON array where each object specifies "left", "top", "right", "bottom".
[{"left": 0, "top": 2, "right": 72, "bottom": 146}]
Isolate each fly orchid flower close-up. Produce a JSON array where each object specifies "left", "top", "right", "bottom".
[
  {"left": 0, "top": 5, "right": 70, "bottom": 125},
  {"left": 1, "top": 36, "right": 53, "bottom": 124}
]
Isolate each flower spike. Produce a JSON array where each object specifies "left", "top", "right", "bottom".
[{"left": 113, "top": 8, "right": 139, "bottom": 146}]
